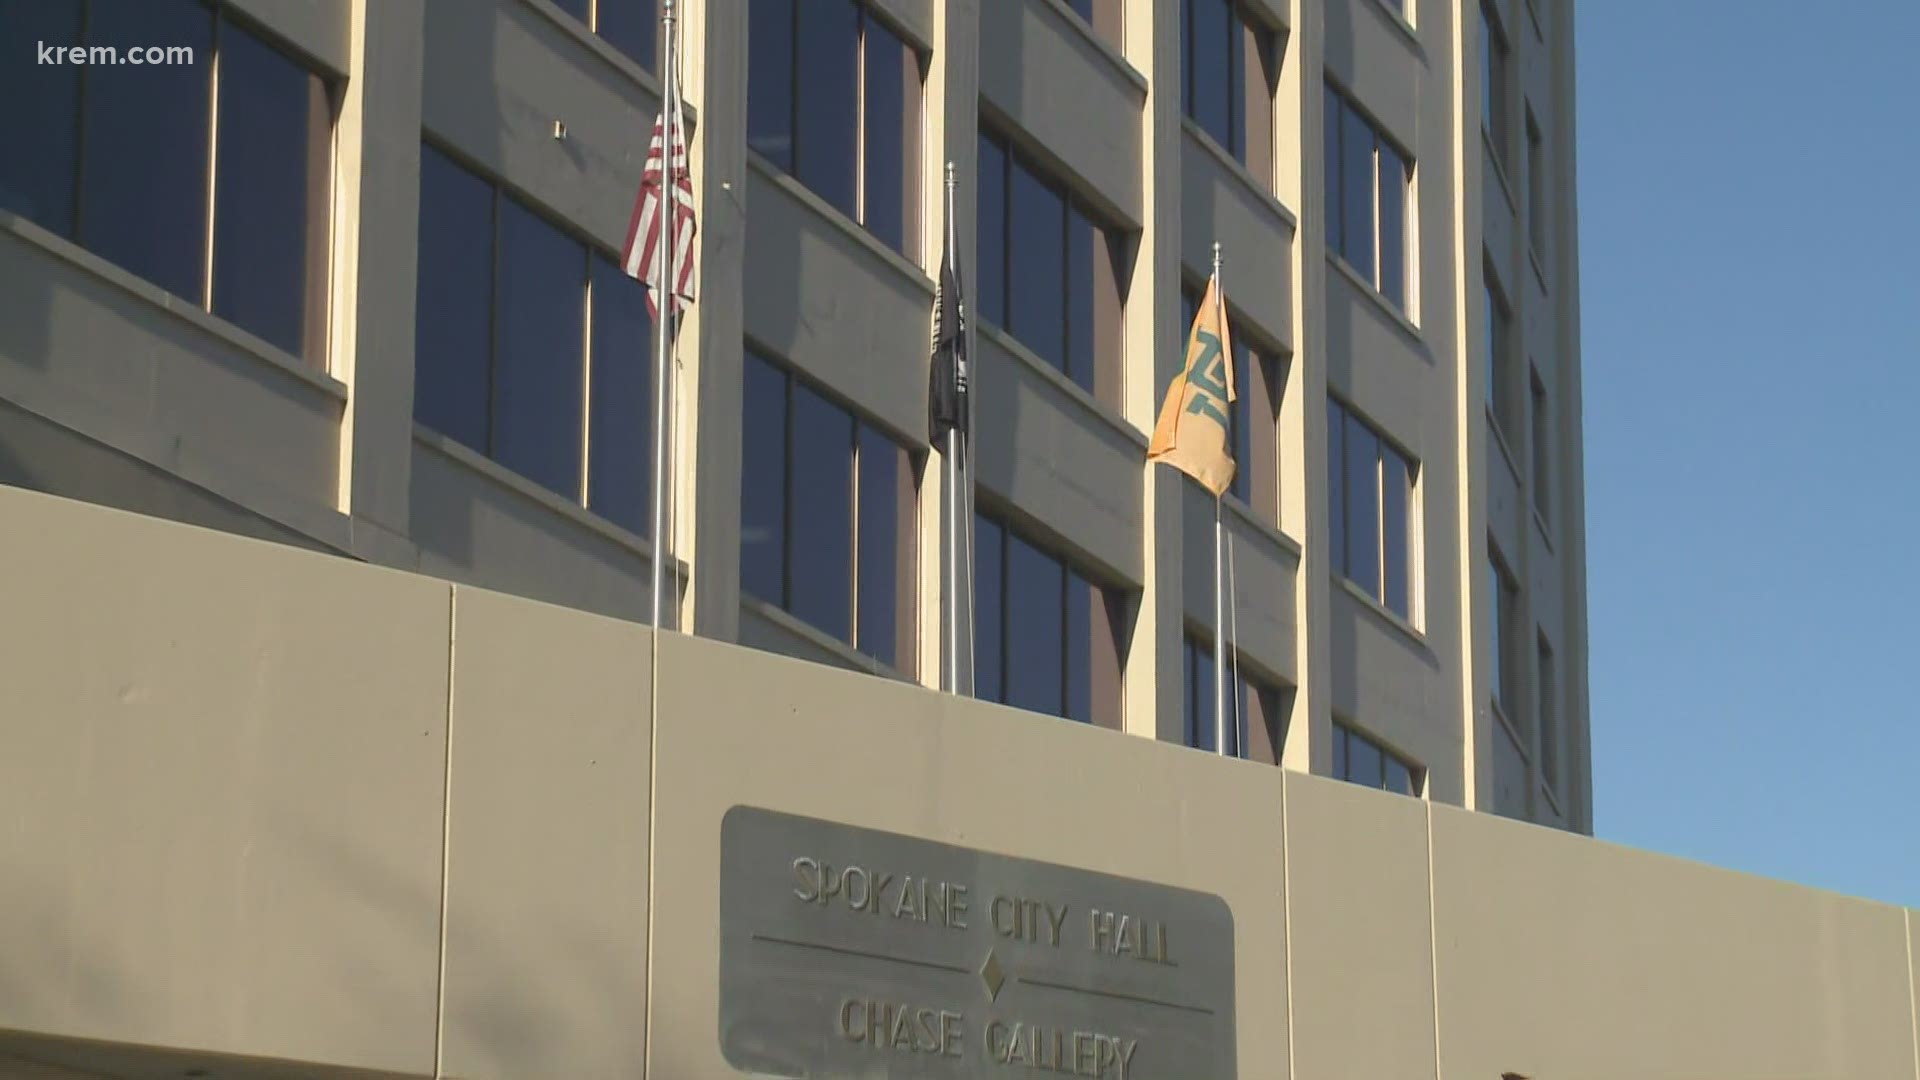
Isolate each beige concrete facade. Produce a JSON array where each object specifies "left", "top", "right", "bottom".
[
  {"left": 0, "top": 0, "right": 1585, "bottom": 834},
  {"left": 1, "top": 485, "right": 1914, "bottom": 1080}
]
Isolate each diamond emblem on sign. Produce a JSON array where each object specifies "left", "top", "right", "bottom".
[{"left": 979, "top": 948, "right": 1006, "bottom": 1002}]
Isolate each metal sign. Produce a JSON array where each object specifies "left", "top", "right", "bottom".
[{"left": 719, "top": 806, "right": 1237, "bottom": 1078}]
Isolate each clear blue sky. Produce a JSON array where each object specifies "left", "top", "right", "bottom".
[{"left": 1579, "top": 1, "right": 1920, "bottom": 907}]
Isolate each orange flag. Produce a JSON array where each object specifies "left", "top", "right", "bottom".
[{"left": 1148, "top": 274, "right": 1236, "bottom": 496}]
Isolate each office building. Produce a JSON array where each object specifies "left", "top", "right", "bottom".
[{"left": 0, "top": 0, "right": 1588, "bottom": 828}]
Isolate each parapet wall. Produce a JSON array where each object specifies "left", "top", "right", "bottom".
[{"left": 0, "top": 485, "right": 1912, "bottom": 1079}]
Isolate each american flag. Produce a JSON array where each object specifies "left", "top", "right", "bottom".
[{"left": 621, "top": 92, "right": 695, "bottom": 318}]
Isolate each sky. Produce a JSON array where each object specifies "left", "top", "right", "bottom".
[{"left": 1577, "top": 1, "right": 1920, "bottom": 907}]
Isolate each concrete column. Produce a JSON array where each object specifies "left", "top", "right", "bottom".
[
  {"left": 683, "top": 0, "right": 748, "bottom": 641},
  {"left": 1287, "top": 0, "right": 1332, "bottom": 774},
  {"left": 1121, "top": 0, "right": 1185, "bottom": 743},
  {"left": 915, "top": 0, "right": 983, "bottom": 693},
  {"left": 331, "top": 0, "right": 426, "bottom": 566}
]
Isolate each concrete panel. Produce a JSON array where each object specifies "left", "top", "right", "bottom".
[
  {"left": 1432, "top": 806, "right": 1920, "bottom": 1080},
  {"left": 979, "top": 0, "right": 1145, "bottom": 227},
  {"left": 0, "top": 487, "right": 449, "bottom": 1076},
  {"left": 974, "top": 327, "right": 1146, "bottom": 586},
  {"left": 1181, "top": 128, "right": 1297, "bottom": 352},
  {"left": 0, "top": 397, "right": 342, "bottom": 557},
  {"left": 1321, "top": 0, "right": 1422, "bottom": 152},
  {"left": 1489, "top": 714, "right": 1529, "bottom": 819},
  {"left": 645, "top": 632, "right": 1293, "bottom": 1078},
  {"left": 226, "top": 0, "right": 350, "bottom": 74},
  {"left": 742, "top": 162, "right": 937, "bottom": 447},
  {"left": 1323, "top": 262, "right": 1434, "bottom": 456},
  {"left": 1909, "top": 908, "right": 1919, "bottom": 1078},
  {"left": 1180, "top": 483, "right": 1302, "bottom": 686},
  {"left": 869, "top": 0, "right": 937, "bottom": 50},
  {"left": 1284, "top": 775, "right": 1437, "bottom": 1079},
  {"left": 1327, "top": 584, "right": 1454, "bottom": 793},
  {"left": 409, "top": 433, "right": 660, "bottom": 626},
  {"left": 439, "top": 587, "right": 652, "bottom": 1080},
  {"left": 422, "top": 0, "right": 661, "bottom": 250},
  {"left": 0, "top": 225, "right": 344, "bottom": 528}
]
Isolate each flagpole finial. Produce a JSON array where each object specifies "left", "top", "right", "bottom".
[
  {"left": 1212, "top": 241, "right": 1222, "bottom": 277},
  {"left": 662, "top": 0, "right": 674, "bottom": 18},
  {"left": 945, "top": 161, "right": 956, "bottom": 190}
]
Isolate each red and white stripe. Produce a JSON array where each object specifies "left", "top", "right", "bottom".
[{"left": 621, "top": 93, "right": 696, "bottom": 317}]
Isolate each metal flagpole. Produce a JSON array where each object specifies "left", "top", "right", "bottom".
[
  {"left": 944, "top": 163, "right": 960, "bottom": 694},
  {"left": 648, "top": 0, "right": 677, "bottom": 631},
  {"left": 1212, "top": 242, "right": 1229, "bottom": 758}
]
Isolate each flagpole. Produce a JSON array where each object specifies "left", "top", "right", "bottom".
[
  {"left": 1212, "top": 241, "right": 1229, "bottom": 758},
  {"left": 943, "top": 163, "right": 961, "bottom": 695},
  {"left": 649, "top": 0, "right": 677, "bottom": 631}
]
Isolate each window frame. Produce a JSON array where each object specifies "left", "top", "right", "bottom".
[
  {"left": 1327, "top": 397, "right": 1421, "bottom": 624},
  {"left": 973, "top": 507, "right": 1123, "bottom": 727},
  {"left": 976, "top": 123, "right": 1126, "bottom": 405},
  {"left": 3, "top": 1, "right": 340, "bottom": 368},
  {"left": 1324, "top": 83, "right": 1414, "bottom": 314},
  {"left": 738, "top": 346, "right": 918, "bottom": 670},
  {"left": 1180, "top": 0, "right": 1281, "bottom": 189},
  {"left": 1332, "top": 722, "right": 1424, "bottom": 797},
  {"left": 748, "top": 0, "right": 926, "bottom": 260}
]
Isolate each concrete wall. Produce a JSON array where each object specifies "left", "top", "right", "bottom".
[{"left": 0, "top": 488, "right": 1907, "bottom": 1079}]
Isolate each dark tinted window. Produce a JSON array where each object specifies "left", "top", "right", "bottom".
[
  {"left": 863, "top": 18, "right": 909, "bottom": 252},
  {"left": 976, "top": 132, "right": 1008, "bottom": 327},
  {"left": 1008, "top": 161, "right": 1065, "bottom": 368},
  {"left": 974, "top": 514, "right": 1005, "bottom": 702},
  {"left": 598, "top": 0, "right": 657, "bottom": 70},
  {"left": 1187, "top": 0, "right": 1231, "bottom": 149},
  {"left": 0, "top": 0, "right": 83, "bottom": 233},
  {"left": 493, "top": 198, "right": 586, "bottom": 498},
  {"left": 551, "top": 0, "right": 589, "bottom": 21},
  {"left": 1337, "top": 724, "right": 1420, "bottom": 797},
  {"left": 212, "top": 22, "right": 330, "bottom": 360},
  {"left": 1343, "top": 416, "right": 1380, "bottom": 596},
  {"left": 857, "top": 426, "right": 907, "bottom": 668},
  {"left": 1339, "top": 99, "right": 1375, "bottom": 283},
  {"left": 747, "top": 0, "right": 795, "bottom": 170},
  {"left": 1064, "top": 571, "right": 1093, "bottom": 723},
  {"left": 1322, "top": 91, "right": 1344, "bottom": 257},
  {"left": 1346, "top": 729, "right": 1382, "bottom": 786},
  {"left": 788, "top": 380, "right": 855, "bottom": 642},
  {"left": 1377, "top": 140, "right": 1409, "bottom": 311},
  {"left": 1066, "top": 208, "right": 1096, "bottom": 390},
  {"left": 1005, "top": 532, "right": 1065, "bottom": 717},
  {"left": 795, "top": 0, "right": 859, "bottom": 219},
  {"left": 1382, "top": 447, "right": 1413, "bottom": 618},
  {"left": 1326, "top": 398, "right": 1345, "bottom": 576},
  {"left": 413, "top": 144, "right": 494, "bottom": 454},
  {"left": 739, "top": 352, "right": 789, "bottom": 604},
  {"left": 80, "top": 0, "right": 214, "bottom": 303},
  {"left": 588, "top": 256, "right": 654, "bottom": 536},
  {"left": 740, "top": 351, "right": 914, "bottom": 665}
]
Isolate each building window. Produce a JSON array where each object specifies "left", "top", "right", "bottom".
[
  {"left": 1529, "top": 364, "right": 1551, "bottom": 519},
  {"left": 1324, "top": 84, "right": 1412, "bottom": 312},
  {"left": 747, "top": 0, "right": 924, "bottom": 258},
  {"left": 1333, "top": 723, "right": 1420, "bottom": 796},
  {"left": 1182, "top": 637, "right": 1285, "bottom": 761},
  {"left": 1481, "top": 1, "right": 1511, "bottom": 174},
  {"left": 976, "top": 126, "right": 1126, "bottom": 405},
  {"left": 973, "top": 511, "right": 1123, "bottom": 726},
  {"left": 0, "top": 0, "right": 334, "bottom": 365},
  {"left": 413, "top": 143, "right": 657, "bottom": 537},
  {"left": 738, "top": 349, "right": 917, "bottom": 669},
  {"left": 1525, "top": 105, "right": 1547, "bottom": 258},
  {"left": 1182, "top": 288, "right": 1282, "bottom": 523},
  {"left": 549, "top": 0, "right": 657, "bottom": 70},
  {"left": 1181, "top": 0, "right": 1280, "bottom": 188},
  {"left": 1067, "top": 0, "right": 1123, "bottom": 48},
  {"left": 1487, "top": 549, "right": 1519, "bottom": 719},
  {"left": 1537, "top": 632, "right": 1559, "bottom": 794},
  {"left": 1327, "top": 398, "right": 1417, "bottom": 621},
  {"left": 1485, "top": 264, "right": 1520, "bottom": 441}
]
